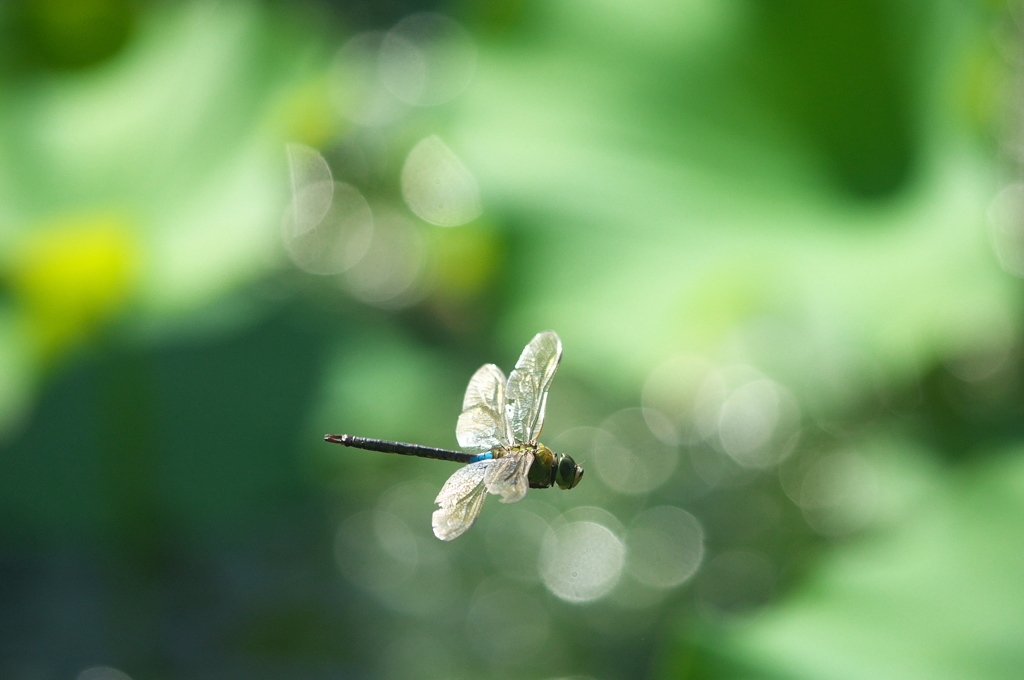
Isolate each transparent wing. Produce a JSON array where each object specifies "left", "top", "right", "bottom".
[
  {"left": 456, "top": 406, "right": 505, "bottom": 454},
  {"left": 463, "top": 363, "right": 507, "bottom": 413},
  {"left": 432, "top": 461, "right": 490, "bottom": 541},
  {"left": 483, "top": 450, "right": 534, "bottom": 505},
  {"left": 456, "top": 364, "right": 511, "bottom": 453},
  {"left": 506, "top": 331, "right": 562, "bottom": 444}
]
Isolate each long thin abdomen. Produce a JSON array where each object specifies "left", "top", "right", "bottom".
[{"left": 324, "top": 434, "right": 477, "bottom": 464}]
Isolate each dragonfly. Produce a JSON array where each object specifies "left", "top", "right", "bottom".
[{"left": 325, "top": 331, "right": 584, "bottom": 540}]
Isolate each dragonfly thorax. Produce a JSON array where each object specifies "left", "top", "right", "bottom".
[{"left": 525, "top": 444, "right": 584, "bottom": 490}]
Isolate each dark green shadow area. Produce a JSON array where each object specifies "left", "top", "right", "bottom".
[
  {"left": 744, "top": 0, "right": 924, "bottom": 199},
  {"left": 0, "top": 307, "right": 375, "bottom": 676}
]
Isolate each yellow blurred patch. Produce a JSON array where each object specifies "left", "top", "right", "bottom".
[
  {"left": 955, "top": 39, "right": 1006, "bottom": 136},
  {"left": 271, "top": 75, "right": 342, "bottom": 147},
  {"left": 678, "top": 257, "right": 782, "bottom": 352},
  {"left": 428, "top": 221, "right": 502, "bottom": 304},
  {"left": 9, "top": 214, "right": 139, "bottom": 360}
]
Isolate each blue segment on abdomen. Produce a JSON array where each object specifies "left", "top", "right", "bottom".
[{"left": 469, "top": 452, "right": 494, "bottom": 463}]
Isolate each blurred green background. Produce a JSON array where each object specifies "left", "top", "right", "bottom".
[{"left": 2, "top": 0, "right": 1023, "bottom": 678}]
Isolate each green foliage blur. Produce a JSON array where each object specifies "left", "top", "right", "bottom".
[{"left": 1, "top": 0, "right": 1022, "bottom": 678}]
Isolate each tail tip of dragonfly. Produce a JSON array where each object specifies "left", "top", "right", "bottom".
[{"left": 324, "top": 433, "right": 347, "bottom": 445}]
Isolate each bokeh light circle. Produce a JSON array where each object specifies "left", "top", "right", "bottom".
[
  {"left": 989, "top": 182, "right": 1024, "bottom": 277},
  {"left": 591, "top": 408, "right": 679, "bottom": 495},
  {"left": 339, "top": 206, "right": 428, "bottom": 308},
  {"left": 284, "top": 143, "right": 333, "bottom": 235},
  {"left": 77, "top": 668, "right": 133, "bottom": 680},
  {"left": 332, "top": 31, "right": 408, "bottom": 127},
  {"left": 694, "top": 367, "right": 800, "bottom": 469},
  {"left": 380, "top": 13, "right": 477, "bottom": 107},
  {"left": 799, "top": 451, "right": 879, "bottom": 536},
  {"left": 401, "top": 135, "right": 482, "bottom": 227},
  {"left": 626, "top": 506, "right": 704, "bottom": 589},
  {"left": 539, "top": 521, "right": 625, "bottom": 603},
  {"left": 283, "top": 181, "right": 374, "bottom": 275}
]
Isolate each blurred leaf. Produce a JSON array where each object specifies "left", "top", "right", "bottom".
[
  {"left": 743, "top": 0, "right": 923, "bottom": 198},
  {"left": 10, "top": 213, "right": 138, "bottom": 360},
  {"left": 0, "top": 0, "right": 332, "bottom": 435},
  {"left": 428, "top": 220, "right": 503, "bottom": 304},
  {"left": 452, "top": 0, "right": 1010, "bottom": 413},
  {"left": 0, "top": 1, "right": 327, "bottom": 324},
  {"left": 678, "top": 448, "right": 1024, "bottom": 680},
  {"left": 9, "top": 0, "right": 138, "bottom": 71}
]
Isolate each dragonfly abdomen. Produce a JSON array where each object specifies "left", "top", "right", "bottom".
[{"left": 325, "top": 434, "right": 476, "bottom": 464}]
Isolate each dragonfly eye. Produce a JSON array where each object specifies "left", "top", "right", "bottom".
[{"left": 556, "top": 455, "right": 583, "bottom": 490}]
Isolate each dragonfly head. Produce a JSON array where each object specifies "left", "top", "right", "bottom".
[{"left": 555, "top": 454, "right": 584, "bottom": 490}]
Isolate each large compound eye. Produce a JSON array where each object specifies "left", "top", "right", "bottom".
[
  {"left": 556, "top": 455, "right": 582, "bottom": 489},
  {"left": 572, "top": 463, "right": 584, "bottom": 488}
]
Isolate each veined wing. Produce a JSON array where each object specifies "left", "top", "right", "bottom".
[
  {"left": 456, "top": 363, "right": 511, "bottom": 453},
  {"left": 463, "top": 363, "right": 507, "bottom": 413},
  {"left": 432, "top": 460, "right": 490, "bottom": 541},
  {"left": 506, "top": 331, "right": 562, "bottom": 444},
  {"left": 431, "top": 450, "right": 534, "bottom": 540},
  {"left": 484, "top": 449, "right": 534, "bottom": 504}
]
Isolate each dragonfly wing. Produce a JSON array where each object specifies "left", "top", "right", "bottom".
[
  {"left": 463, "top": 363, "right": 507, "bottom": 413},
  {"left": 456, "top": 405, "right": 506, "bottom": 454},
  {"left": 484, "top": 450, "right": 535, "bottom": 504},
  {"left": 432, "top": 460, "right": 490, "bottom": 541},
  {"left": 457, "top": 364, "right": 511, "bottom": 452},
  {"left": 506, "top": 331, "right": 562, "bottom": 444}
]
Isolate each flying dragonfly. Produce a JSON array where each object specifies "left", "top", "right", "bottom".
[{"left": 325, "top": 331, "right": 584, "bottom": 540}]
